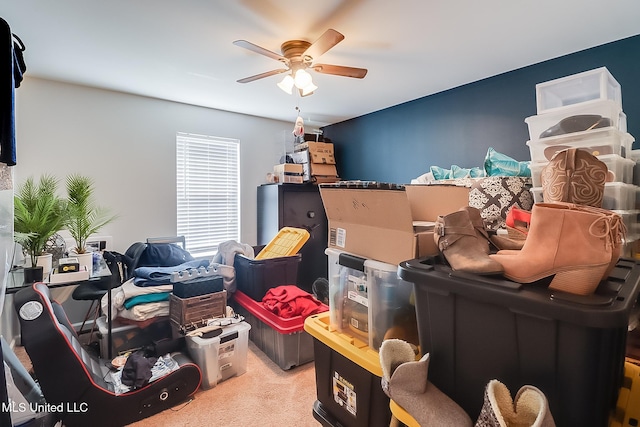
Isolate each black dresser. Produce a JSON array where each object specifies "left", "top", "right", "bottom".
[{"left": 257, "top": 183, "right": 328, "bottom": 293}]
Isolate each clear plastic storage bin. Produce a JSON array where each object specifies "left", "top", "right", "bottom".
[
  {"left": 629, "top": 150, "right": 640, "bottom": 186},
  {"left": 526, "top": 127, "right": 634, "bottom": 163},
  {"left": 530, "top": 182, "right": 638, "bottom": 210},
  {"left": 365, "top": 258, "right": 418, "bottom": 351},
  {"left": 325, "top": 248, "right": 369, "bottom": 341},
  {"left": 525, "top": 100, "right": 626, "bottom": 141},
  {"left": 185, "top": 321, "right": 250, "bottom": 389},
  {"left": 529, "top": 154, "right": 635, "bottom": 187},
  {"left": 612, "top": 210, "right": 640, "bottom": 241},
  {"left": 535, "top": 67, "right": 622, "bottom": 114}
]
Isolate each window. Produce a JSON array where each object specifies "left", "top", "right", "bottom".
[{"left": 176, "top": 132, "right": 240, "bottom": 257}]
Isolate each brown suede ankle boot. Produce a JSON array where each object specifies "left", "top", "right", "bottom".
[
  {"left": 434, "top": 210, "right": 504, "bottom": 275},
  {"left": 541, "top": 148, "right": 608, "bottom": 207},
  {"left": 490, "top": 202, "right": 613, "bottom": 295},
  {"left": 461, "top": 206, "right": 491, "bottom": 253},
  {"left": 572, "top": 205, "right": 626, "bottom": 280},
  {"left": 495, "top": 205, "right": 625, "bottom": 281}
]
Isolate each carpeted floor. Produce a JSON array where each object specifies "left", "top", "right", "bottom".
[
  {"left": 14, "top": 341, "right": 320, "bottom": 427},
  {"left": 129, "top": 341, "right": 319, "bottom": 427}
]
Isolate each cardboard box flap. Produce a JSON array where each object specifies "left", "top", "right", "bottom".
[
  {"left": 319, "top": 186, "right": 414, "bottom": 233},
  {"left": 405, "top": 184, "right": 470, "bottom": 221},
  {"left": 328, "top": 221, "right": 417, "bottom": 265}
]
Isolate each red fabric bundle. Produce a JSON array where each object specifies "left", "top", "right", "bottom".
[{"left": 262, "top": 285, "right": 327, "bottom": 319}]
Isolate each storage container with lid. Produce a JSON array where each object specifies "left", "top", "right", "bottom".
[
  {"left": 365, "top": 258, "right": 418, "bottom": 351},
  {"left": 525, "top": 100, "right": 626, "bottom": 142},
  {"left": 233, "top": 289, "right": 324, "bottom": 370},
  {"left": 529, "top": 154, "right": 635, "bottom": 187},
  {"left": 526, "top": 127, "right": 634, "bottom": 163},
  {"left": 325, "top": 247, "right": 368, "bottom": 339},
  {"left": 535, "top": 66, "right": 622, "bottom": 114},
  {"left": 185, "top": 321, "right": 251, "bottom": 389},
  {"left": 398, "top": 255, "right": 640, "bottom": 427},
  {"left": 530, "top": 182, "right": 638, "bottom": 210}
]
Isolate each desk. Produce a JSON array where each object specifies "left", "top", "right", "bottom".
[{"left": 2, "top": 264, "right": 112, "bottom": 347}]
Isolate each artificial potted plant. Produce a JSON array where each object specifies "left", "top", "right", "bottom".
[
  {"left": 64, "top": 174, "right": 118, "bottom": 274},
  {"left": 14, "top": 175, "right": 67, "bottom": 283}
]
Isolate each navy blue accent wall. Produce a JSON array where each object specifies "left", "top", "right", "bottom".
[{"left": 322, "top": 34, "right": 640, "bottom": 184}]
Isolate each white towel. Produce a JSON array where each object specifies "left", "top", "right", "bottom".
[{"left": 210, "top": 240, "right": 254, "bottom": 293}]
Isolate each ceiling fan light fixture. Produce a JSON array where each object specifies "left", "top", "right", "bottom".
[
  {"left": 277, "top": 74, "right": 294, "bottom": 94},
  {"left": 301, "top": 82, "right": 318, "bottom": 96},
  {"left": 294, "top": 69, "right": 313, "bottom": 89}
]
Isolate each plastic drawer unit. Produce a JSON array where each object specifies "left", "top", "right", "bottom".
[
  {"left": 233, "top": 290, "right": 323, "bottom": 370},
  {"left": 305, "top": 312, "right": 391, "bottom": 427},
  {"left": 398, "top": 256, "right": 640, "bottom": 427},
  {"left": 535, "top": 67, "right": 622, "bottom": 114},
  {"left": 185, "top": 321, "right": 251, "bottom": 389}
]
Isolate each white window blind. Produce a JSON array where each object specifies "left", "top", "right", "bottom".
[{"left": 176, "top": 132, "right": 240, "bottom": 256}]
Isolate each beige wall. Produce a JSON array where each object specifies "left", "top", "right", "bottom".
[{"left": 14, "top": 77, "right": 292, "bottom": 252}]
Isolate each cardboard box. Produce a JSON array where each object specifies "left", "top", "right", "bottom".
[
  {"left": 294, "top": 142, "right": 335, "bottom": 164},
  {"left": 312, "top": 176, "right": 341, "bottom": 184},
  {"left": 290, "top": 150, "right": 338, "bottom": 181},
  {"left": 310, "top": 163, "right": 337, "bottom": 177},
  {"left": 273, "top": 163, "right": 303, "bottom": 174},
  {"left": 319, "top": 183, "right": 469, "bottom": 265},
  {"left": 404, "top": 184, "right": 470, "bottom": 221},
  {"left": 290, "top": 151, "right": 311, "bottom": 181},
  {"left": 274, "top": 163, "right": 304, "bottom": 184}
]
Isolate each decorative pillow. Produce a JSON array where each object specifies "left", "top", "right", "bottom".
[
  {"left": 451, "top": 165, "right": 486, "bottom": 179},
  {"left": 484, "top": 147, "right": 531, "bottom": 177},
  {"left": 430, "top": 165, "right": 451, "bottom": 180},
  {"left": 468, "top": 176, "right": 533, "bottom": 230}
]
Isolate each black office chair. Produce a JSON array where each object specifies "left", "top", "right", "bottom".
[
  {"left": 14, "top": 283, "right": 202, "bottom": 427},
  {"left": 71, "top": 251, "right": 131, "bottom": 341}
]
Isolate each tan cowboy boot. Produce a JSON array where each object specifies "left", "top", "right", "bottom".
[
  {"left": 540, "top": 148, "right": 608, "bottom": 207},
  {"left": 380, "top": 339, "right": 472, "bottom": 427},
  {"left": 490, "top": 202, "right": 613, "bottom": 295},
  {"left": 475, "top": 380, "right": 556, "bottom": 427},
  {"left": 434, "top": 210, "right": 504, "bottom": 275}
]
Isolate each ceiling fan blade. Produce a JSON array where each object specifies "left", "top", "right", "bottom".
[
  {"left": 233, "top": 40, "right": 287, "bottom": 63},
  {"left": 237, "top": 69, "right": 289, "bottom": 83},
  {"left": 312, "top": 64, "right": 368, "bottom": 79},
  {"left": 303, "top": 29, "right": 344, "bottom": 60}
]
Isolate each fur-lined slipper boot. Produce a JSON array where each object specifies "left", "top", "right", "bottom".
[
  {"left": 380, "top": 339, "right": 472, "bottom": 427},
  {"left": 475, "top": 380, "right": 555, "bottom": 427}
]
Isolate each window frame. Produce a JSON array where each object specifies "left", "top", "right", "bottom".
[{"left": 176, "top": 132, "right": 240, "bottom": 257}]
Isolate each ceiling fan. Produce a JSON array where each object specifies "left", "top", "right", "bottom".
[{"left": 233, "top": 29, "right": 368, "bottom": 96}]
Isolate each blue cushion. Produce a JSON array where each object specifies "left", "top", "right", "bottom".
[{"left": 484, "top": 147, "right": 531, "bottom": 177}]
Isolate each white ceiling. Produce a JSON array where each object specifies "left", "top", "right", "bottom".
[{"left": 4, "top": 0, "right": 640, "bottom": 128}]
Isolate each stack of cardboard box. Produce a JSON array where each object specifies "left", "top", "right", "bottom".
[{"left": 291, "top": 141, "right": 340, "bottom": 184}]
